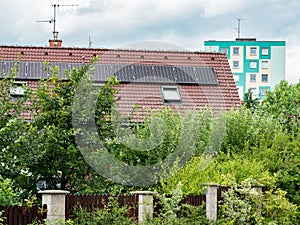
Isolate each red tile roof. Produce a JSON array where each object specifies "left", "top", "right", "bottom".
[{"left": 0, "top": 45, "right": 240, "bottom": 117}]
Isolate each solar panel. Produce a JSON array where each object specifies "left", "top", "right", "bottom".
[{"left": 0, "top": 61, "right": 218, "bottom": 85}]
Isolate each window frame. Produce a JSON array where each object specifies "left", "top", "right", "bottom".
[
  {"left": 261, "top": 74, "right": 269, "bottom": 83},
  {"left": 250, "top": 74, "right": 257, "bottom": 82},
  {"left": 10, "top": 81, "right": 27, "bottom": 98},
  {"left": 261, "top": 61, "right": 269, "bottom": 69},
  {"left": 233, "top": 61, "right": 239, "bottom": 68},
  {"left": 250, "top": 47, "right": 257, "bottom": 56},
  {"left": 221, "top": 47, "right": 228, "bottom": 55},
  {"left": 233, "top": 47, "right": 239, "bottom": 55},
  {"left": 161, "top": 86, "right": 181, "bottom": 104},
  {"left": 250, "top": 61, "right": 257, "bottom": 69},
  {"left": 261, "top": 48, "right": 269, "bottom": 56}
]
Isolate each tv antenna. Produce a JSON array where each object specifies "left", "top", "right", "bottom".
[
  {"left": 236, "top": 18, "right": 244, "bottom": 39},
  {"left": 37, "top": 4, "right": 78, "bottom": 40}
]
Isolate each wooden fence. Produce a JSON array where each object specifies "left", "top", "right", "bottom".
[
  {"left": 0, "top": 205, "right": 47, "bottom": 225},
  {"left": 65, "top": 194, "right": 139, "bottom": 220},
  {"left": 65, "top": 193, "right": 206, "bottom": 221}
]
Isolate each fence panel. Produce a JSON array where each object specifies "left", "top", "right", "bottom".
[
  {"left": 65, "top": 194, "right": 138, "bottom": 220},
  {"left": 0, "top": 205, "right": 47, "bottom": 225},
  {"left": 153, "top": 194, "right": 206, "bottom": 217}
]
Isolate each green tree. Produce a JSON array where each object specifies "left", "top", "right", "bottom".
[
  {"left": 0, "top": 65, "right": 34, "bottom": 196},
  {"left": 243, "top": 88, "right": 259, "bottom": 112},
  {"left": 18, "top": 59, "right": 108, "bottom": 193},
  {"left": 260, "top": 80, "right": 300, "bottom": 134}
]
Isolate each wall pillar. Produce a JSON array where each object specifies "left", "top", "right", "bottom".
[
  {"left": 132, "top": 191, "right": 156, "bottom": 224},
  {"left": 204, "top": 183, "right": 218, "bottom": 221},
  {"left": 38, "top": 190, "right": 69, "bottom": 222}
]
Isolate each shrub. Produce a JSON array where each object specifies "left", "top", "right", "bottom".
[
  {"left": 261, "top": 189, "right": 299, "bottom": 225},
  {"left": 0, "top": 175, "right": 19, "bottom": 206},
  {"left": 71, "top": 196, "right": 136, "bottom": 225}
]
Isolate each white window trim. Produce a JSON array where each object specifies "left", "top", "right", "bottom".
[
  {"left": 250, "top": 61, "right": 257, "bottom": 69},
  {"left": 161, "top": 86, "right": 181, "bottom": 103},
  {"left": 261, "top": 61, "right": 269, "bottom": 69},
  {"left": 10, "top": 81, "right": 27, "bottom": 96},
  {"left": 262, "top": 48, "right": 269, "bottom": 56}
]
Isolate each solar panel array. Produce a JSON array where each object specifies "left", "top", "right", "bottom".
[{"left": 0, "top": 61, "right": 218, "bottom": 85}]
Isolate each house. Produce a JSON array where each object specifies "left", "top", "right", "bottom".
[
  {"left": 204, "top": 38, "right": 286, "bottom": 100},
  {"left": 0, "top": 42, "right": 240, "bottom": 119}
]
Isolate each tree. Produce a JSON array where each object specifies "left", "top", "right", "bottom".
[
  {"left": 242, "top": 88, "right": 259, "bottom": 112},
  {"left": 0, "top": 65, "right": 33, "bottom": 196},
  {"left": 18, "top": 59, "right": 109, "bottom": 193},
  {"left": 260, "top": 80, "right": 300, "bottom": 134}
]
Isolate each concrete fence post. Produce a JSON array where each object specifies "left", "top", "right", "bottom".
[
  {"left": 204, "top": 183, "right": 218, "bottom": 221},
  {"left": 131, "top": 191, "right": 156, "bottom": 224},
  {"left": 38, "top": 190, "right": 69, "bottom": 222}
]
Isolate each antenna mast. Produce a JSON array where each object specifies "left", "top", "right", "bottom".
[
  {"left": 236, "top": 18, "right": 244, "bottom": 39},
  {"left": 37, "top": 4, "right": 78, "bottom": 40}
]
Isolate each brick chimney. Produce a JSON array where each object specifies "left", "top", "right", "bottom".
[{"left": 49, "top": 39, "right": 63, "bottom": 48}]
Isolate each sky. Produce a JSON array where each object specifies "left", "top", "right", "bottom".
[{"left": 0, "top": 0, "right": 299, "bottom": 83}]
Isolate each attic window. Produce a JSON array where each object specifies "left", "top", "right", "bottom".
[
  {"left": 164, "top": 56, "right": 168, "bottom": 59},
  {"left": 10, "top": 81, "right": 27, "bottom": 99},
  {"left": 69, "top": 53, "right": 73, "bottom": 56},
  {"left": 117, "top": 54, "right": 121, "bottom": 58},
  {"left": 45, "top": 52, "right": 48, "bottom": 56},
  {"left": 141, "top": 55, "right": 144, "bottom": 59},
  {"left": 187, "top": 56, "right": 192, "bottom": 60},
  {"left": 20, "top": 51, "right": 24, "bottom": 55},
  {"left": 161, "top": 86, "right": 181, "bottom": 104}
]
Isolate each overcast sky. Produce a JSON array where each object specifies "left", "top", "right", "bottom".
[{"left": 0, "top": 0, "right": 299, "bottom": 83}]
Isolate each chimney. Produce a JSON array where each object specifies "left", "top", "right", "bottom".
[{"left": 49, "top": 39, "right": 63, "bottom": 48}]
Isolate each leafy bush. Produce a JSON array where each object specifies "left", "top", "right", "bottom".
[
  {"left": 262, "top": 189, "right": 299, "bottom": 225},
  {"left": 160, "top": 153, "right": 275, "bottom": 195},
  {"left": 71, "top": 196, "right": 136, "bottom": 225},
  {"left": 218, "top": 179, "right": 263, "bottom": 225},
  {"left": 259, "top": 80, "right": 300, "bottom": 134},
  {"left": 0, "top": 175, "right": 19, "bottom": 206}
]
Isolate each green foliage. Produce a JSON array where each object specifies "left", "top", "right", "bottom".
[
  {"left": 254, "top": 131, "right": 300, "bottom": 206},
  {"left": 157, "top": 182, "right": 183, "bottom": 218},
  {"left": 219, "top": 179, "right": 262, "bottom": 225},
  {"left": 262, "top": 189, "right": 299, "bottom": 225},
  {"left": 222, "top": 108, "right": 280, "bottom": 153},
  {"left": 0, "top": 175, "right": 18, "bottom": 206},
  {"left": 260, "top": 80, "right": 300, "bottom": 134},
  {"left": 72, "top": 196, "right": 136, "bottom": 225},
  {"left": 160, "top": 153, "right": 275, "bottom": 195},
  {"left": 243, "top": 88, "right": 259, "bottom": 112}
]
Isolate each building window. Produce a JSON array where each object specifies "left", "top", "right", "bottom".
[
  {"left": 249, "top": 88, "right": 257, "bottom": 96},
  {"left": 260, "top": 88, "right": 269, "bottom": 96},
  {"left": 233, "top": 75, "right": 239, "bottom": 82},
  {"left": 233, "top": 47, "right": 239, "bottom": 55},
  {"left": 10, "top": 82, "right": 27, "bottom": 99},
  {"left": 250, "top": 47, "right": 257, "bottom": 55},
  {"left": 161, "top": 86, "right": 181, "bottom": 104},
  {"left": 261, "top": 74, "right": 269, "bottom": 82},
  {"left": 261, "top": 61, "right": 268, "bottom": 69},
  {"left": 250, "top": 61, "right": 257, "bottom": 69},
  {"left": 233, "top": 61, "right": 239, "bottom": 68},
  {"left": 262, "top": 48, "right": 269, "bottom": 55},
  {"left": 221, "top": 47, "right": 228, "bottom": 55},
  {"left": 250, "top": 74, "right": 257, "bottom": 82}
]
